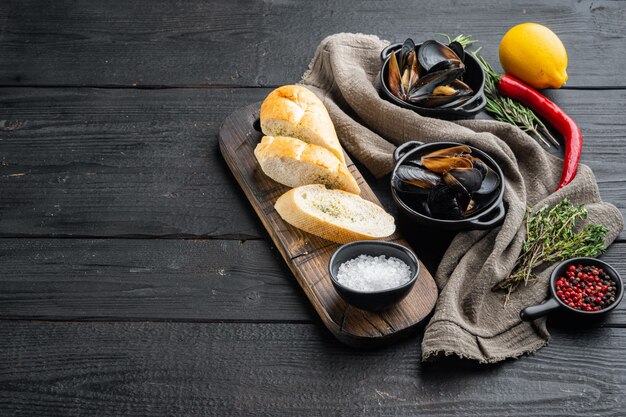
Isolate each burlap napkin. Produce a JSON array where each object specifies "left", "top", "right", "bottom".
[{"left": 300, "top": 33, "right": 624, "bottom": 363}]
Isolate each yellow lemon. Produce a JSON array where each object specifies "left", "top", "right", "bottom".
[{"left": 499, "top": 23, "right": 568, "bottom": 89}]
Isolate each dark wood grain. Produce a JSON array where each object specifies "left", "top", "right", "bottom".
[
  {"left": 0, "top": 238, "right": 311, "bottom": 322},
  {"left": 0, "top": 320, "right": 624, "bottom": 417},
  {"left": 1, "top": 87, "right": 625, "bottom": 239},
  {"left": 0, "top": 238, "right": 624, "bottom": 326},
  {"left": 0, "top": 1, "right": 624, "bottom": 87},
  {"left": 0, "top": 87, "right": 270, "bottom": 238},
  {"left": 0, "top": 0, "right": 624, "bottom": 413},
  {"left": 218, "top": 102, "right": 437, "bottom": 346}
]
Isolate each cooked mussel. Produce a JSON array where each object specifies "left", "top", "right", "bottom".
[
  {"left": 447, "top": 167, "right": 483, "bottom": 193},
  {"left": 448, "top": 41, "right": 465, "bottom": 62},
  {"left": 470, "top": 157, "right": 500, "bottom": 194},
  {"left": 392, "top": 164, "right": 441, "bottom": 194},
  {"left": 392, "top": 145, "right": 502, "bottom": 220},
  {"left": 406, "top": 69, "right": 465, "bottom": 106},
  {"left": 420, "top": 145, "right": 473, "bottom": 173},
  {"left": 388, "top": 38, "right": 421, "bottom": 101},
  {"left": 418, "top": 40, "right": 464, "bottom": 72},
  {"left": 421, "top": 145, "right": 472, "bottom": 159},
  {"left": 427, "top": 182, "right": 470, "bottom": 220},
  {"left": 386, "top": 37, "right": 474, "bottom": 108}
]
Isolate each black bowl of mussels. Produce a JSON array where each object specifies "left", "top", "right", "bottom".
[
  {"left": 391, "top": 141, "right": 506, "bottom": 230},
  {"left": 380, "top": 38, "right": 486, "bottom": 119}
]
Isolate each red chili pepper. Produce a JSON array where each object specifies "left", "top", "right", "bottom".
[{"left": 495, "top": 74, "right": 582, "bottom": 190}]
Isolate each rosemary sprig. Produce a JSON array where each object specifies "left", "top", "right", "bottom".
[
  {"left": 473, "top": 53, "right": 560, "bottom": 148},
  {"left": 438, "top": 34, "right": 559, "bottom": 148},
  {"left": 493, "top": 199, "right": 608, "bottom": 300},
  {"left": 437, "top": 33, "right": 477, "bottom": 48}
]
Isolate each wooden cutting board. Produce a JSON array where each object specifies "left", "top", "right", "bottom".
[{"left": 218, "top": 103, "right": 438, "bottom": 347}]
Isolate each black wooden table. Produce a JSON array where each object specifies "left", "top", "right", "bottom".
[{"left": 1, "top": 1, "right": 625, "bottom": 416}]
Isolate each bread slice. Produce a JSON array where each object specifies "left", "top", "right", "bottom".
[
  {"left": 260, "top": 85, "right": 346, "bottom": 164},
  {"left": 274, "top": 184, "right": 395, "bottom": 244},
  {"left": 254, "top": 136, "right": 360, "bottom": 194}
]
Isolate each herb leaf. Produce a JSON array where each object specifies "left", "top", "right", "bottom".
[{"left": 493, "top": 199, "right": 608, "bottom": 300}]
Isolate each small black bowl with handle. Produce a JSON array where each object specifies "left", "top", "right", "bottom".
[
  {"left": 380, "top": 42, "right": 486, "bottom": 120},
  {"left": 520, "top": 257, "right": 624, "bottom": 321},
  {"left": 391, "top": 140, "right": 506, "bottom": 230},
  {"left": 328, "top": 241, "right": 420, "bottom": 312}
]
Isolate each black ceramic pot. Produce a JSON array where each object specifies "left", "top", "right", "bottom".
[
  {"left": 391, "top": 141, "right": 506, "bottom": 230},
  {"left": 520, "top": 257, "right": 624, "bottom": 321},
  {"left": 380, "top": 42, "right": 486, "bottom": 120},
  {"left": 328, "top": 241, "right": 420, "bottom": 312}
]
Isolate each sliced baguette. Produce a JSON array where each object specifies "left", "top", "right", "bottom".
[
  {"left": 274, "top": 184, "right": 395, "bottom": 244},
  {"left": 254, "top": 136, "right": 360, "bottom": 194},
  {"left": 260, "top": 85, "right": 346, "bottom": 164}
]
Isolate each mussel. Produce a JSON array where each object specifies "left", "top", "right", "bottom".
[
  {"left": 392, "top": 145, "right": 501, "bottom": 220},
  {"left": 418, "top": 40, "right": 464, "bottom": 72},
  {"left": 386, "top": 38, "right": 474, "bottom": 108},
  {"left": 392, "top": 164, "right": 441, "bottom": 194}
]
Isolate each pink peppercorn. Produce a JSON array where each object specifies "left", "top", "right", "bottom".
[{"left": 555, "top": 264, "right": 617, "bottom": 312}]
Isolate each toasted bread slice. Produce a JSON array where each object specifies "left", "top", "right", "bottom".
[
  {"left": 274, "top": 184, "right": 395, "bottom": 244},
  {"left": 254, "top": 136, "right": 360, "bottom": 194},
  {"left": 260, "top": 85, "right": 346, "bottom": 164}
]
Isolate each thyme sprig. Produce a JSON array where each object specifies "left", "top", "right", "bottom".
[{"left": 493, "top": 200, "right": 608, "bottom": 300}]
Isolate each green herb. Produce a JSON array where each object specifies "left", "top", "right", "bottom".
[
  {"left": 438, "top": 34, "right": 557, "bottom": 147},
  {"left": 437, "top": 34, "right": 559, "bottom": 148},
  {"left": 437, "top": 33, "right": 477, "bottom": 48},
  {"left": 315, "top": 202, "right": 341, "bottom": 218},
  {"left": 472, "top": 52, "right": 560, "bottom": 149},
  {"left": 493, "top": 199, "right": 608, "bottom": 300}
]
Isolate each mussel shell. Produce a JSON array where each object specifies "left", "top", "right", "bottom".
[
  {"left": 425, "top": 172, "right": 474, "bottom": 219},
  {"left": 447, "top": 167, "right": 483, "bottom": 193},
  {"left": 418, "top": 40, "right": 461, "bottom": 72},
  {"left": 387, "top": 52, "right": 404, "bottom": 99},
  {"left": 470, "top": 157, "right": 487, "bottom": 177},
  {"left": 395, "top": 144, "right": 503, "bottom": 221},
  {"left": 422, "top": 145, "right": 472, "bottom": 159},
  {"left": 471, "top": 157, "right": 501, "bottom": 194},
  {"left": 412, "top": 79, "right": 473, "bottom": 108},
  {"left": 411, "top": 93, "right": 471, "bottom": 108},
  {"left": 448, "top": 41, "right": 465, "bottom": 62},
  {"left": 419, "top": 199, "right": 433, "bottom": 217},
  {"left": 422, "top": 156, "right": 473, "bottom": 173},
  {"left": 408, "top": 67, "right": 464, "bottom": 99},
  {"left": 442, "top": 172, "right": 472, "bottom": 206},
  {"left": 393, "top": 164, "right": 441, "bottom": 191},
  {"left": 449, "top": 79, "right": 473, "bottom": 94},
  {"left": 477, "top": 169, "right": 500, "bottom": 194},
  {"left": 392, "top": 175, "right": 428, "bottom": 194},
  {"left": 429, "top": 59, "right": 464, "bottom": 74},
  {"left": 400, "top": 50, "right": 420, "bottom": 94},
  {"left": 427, "top": 184, "right": 464, "bottom": 220},
  {"left": 408, "top": 53, "right": 421, "bottom": 88},
  {"left": 465, "top": 187, "right": 500, "bottom": 216},
  {"left": 400, "top": 38, "right": 417, "bottom": 71}
]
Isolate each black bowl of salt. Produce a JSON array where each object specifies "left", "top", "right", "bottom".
[{"left": 328, "top": 241, "right": 420, "bottom": 311}]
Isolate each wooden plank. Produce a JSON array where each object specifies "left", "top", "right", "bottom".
[
  {"left": 0, "top": 0, "right": 624, "bottom": 87},
  {"left": 0, "top": 320, "right": 624, "bottom": 416},
  {"left": 0, "top": 238, "right": 311, "bottom": 322},
  {"left": 0, "top": 238, "right": 624, "bottom": 326},
  {"left": 1, "top": 87, "right": 624, "bottom": 238},
  {"left": 218, "top": 102, "right": 437, "bottom": 346},
  {"left": 0, "top": 87, "right": 270, "bottom": 238}
]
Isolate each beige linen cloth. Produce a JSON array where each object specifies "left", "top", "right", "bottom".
[{"left": 300, "top": 33, "right": 624, "bottom": 363}]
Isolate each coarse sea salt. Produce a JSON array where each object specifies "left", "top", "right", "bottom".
[{"left": 336, "top": 254, "right": 411, "bottom": 292}]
